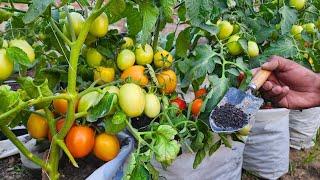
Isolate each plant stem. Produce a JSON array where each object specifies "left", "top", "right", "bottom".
[
  {"left": 0, "top": 125, "right": 50, "bottom": 171},
  {"left": 152, "top": 16, "right": 161, "bottom": 50},
  {"left": 50, "top": 18, "right": 73, "bottom": 46}
]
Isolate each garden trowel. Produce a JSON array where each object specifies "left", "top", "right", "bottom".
[{"left": 209, "top": 69, "right": 271, "bottom": 133}]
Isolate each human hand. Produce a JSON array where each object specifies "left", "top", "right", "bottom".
[{"left": 259, "top": 56, "right": 320, "bottom": 109}]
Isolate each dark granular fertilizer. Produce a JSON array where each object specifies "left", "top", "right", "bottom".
[{"left": 211, "top": 103, "right": 248, "bottom": 129}]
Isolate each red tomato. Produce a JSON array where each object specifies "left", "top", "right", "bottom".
[
  {"left": 170, "top": 97, "right": 187, "bottom": 110},
  {"left": 194, "top": 88, "right": 207, "bottom": 99}
]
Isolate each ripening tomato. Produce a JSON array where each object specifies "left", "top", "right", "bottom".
[
  {"left": 27, "top": 110, "right": 49, "bottom": 139},
  {"left": 94, "top": 67, "right": 115, "bottom": 85},
  {"left": 121, "top": 37, "right": 134, "bottom": 49},
  {"left": 232, "top": 24, "right": 240, "bottom": 35},
  {"left": 170, "top": 97, "right": 186, "bottom": 110},
  {"left": 195, "top": 88, "right": 207, "bottom": 99},
  {"left": 53, "top": 97, "right": 68, "bottom": 114},
  {"left": 93, "top": 133, "right": 120, "bottom": 161},
  {"left": 217, "top": 21, "right": 233, "bottom": 40},
  {"left": 119, "top": 83, "right": 146, "bottom": 117},
  {"left": 86, "top": 48, "right": 103, "bottom": 67},
  {"left": 47, "top": 118, "right": 74, "bottom": 141},
  {"left": 227, "top": 35, "right": 242, "bottom": 56},
  {"left": 144, "top": 93, "right": 161, "bottom": 118},
  {"left": 303, "top": 23, "right": 316, "bottom": 34},
  {"left": 135, "top": 44, "right": 154, "bottom": 65},
  {"left": 153, "top": 50, "right": 173, "bottom": 68},
  {"left": 0, "top": 49, "right": 13, "bottom": 81},
  {"left": 289, "top": 0, "right": 306, "bottom": 10},
  {"left": 64, "top": 12, "right": 85, "bottom": 37},
  {"left": 191, "top": 99, "right": 203, "bottom": 116},
  {"left": 291, "top": 25, "right": 303, "bottom": 39},
  {"left": 9, "top": 39, "right": 35, "bottom": 63},
  {"left": 120, "top": 65, "right": 149, "bottom": 86},
  {"left": 89, "top": 13, "right": 109, "bottom": 37},
  {"left": 117, "top": 49, "right": 135, "bottom": 70},
  {"left": 237, "top": 71, "right": 245, "bottom": 85},
  {"left": 66, "top": 126, "right": 95, "bottom": 158},
  {"left": 156, "top": 70, "right": 177, "bottom": 94},
  {"left": 247, "top": 41, "right": 259, "bottom": 58}
]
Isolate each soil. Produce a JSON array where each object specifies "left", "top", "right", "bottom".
[
  {"left": 211, "top": 103, "right": 248, "bottom": 129},
  {"left": 0, "top": 154, "right": 105, "bottom": 180}
]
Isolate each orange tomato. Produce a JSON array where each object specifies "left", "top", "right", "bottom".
[
  {"left": 120, "top": 65, "right": 149, "bottom": 86},
  {"left": 53, "top": 98, "right": 68, "bottom": 114},
  {"left": 66, "top": 126, "right": 95, "bottom": 158},
  {"left": 156, "top": 70, "right": 177, "bottom": 94},
  {"left": 194, "top": 88, "right": 207, "bottom": 99},
  {"left": 48, "top": 118, "right": 75, "bottom": 141},
  {"left": 191, "top": 99, "right": 203, "bottom": 116},
  {"left": 27, "top": 110, "right": 49, "bottom": 139},
  {"left": 93, "top": 133, "right": 120, "bottom": 161}
]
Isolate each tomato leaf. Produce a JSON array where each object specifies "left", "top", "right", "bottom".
[
  {"left": 138, "top": 1, "right": 159, "bottom": 44},
  {"left": 123, "top": 3, "right": 142, "bottom": 37},
  {"left": 22, "top": 0, "right": 52, "bottom": 24},
  {"left": 160, "top": 0, "right": 176, "bottom": 23},
  {"left": 177, "top": 3, "right": 186, "bottom": 21},
  {"left": 87, "top": 93, "right": 117, "bottom": 122},
  {"left": 77, "top": 91, "right": 104, "bottom": 112},
  {"left": 6, "top": 47, "right": 31, "bottom": 66},
  {"left": 130, "top": 162, "right": 150, "bottom": 180},
  {"left": 176, "top": 27, "right": 191, "bottom": 58},
  {"left": 0, "top": 85, "right": 20, "bottom": 125},
  {"left": 145, "top": 162, "right": 159, "bottom": 180},
  {"left": 279, "top": 6, "right": 297, "bottom": 35},
  {"left": 191, "top": 131, "right": 204, "bottom": 152},
  {"left": 219, "top": 134, "right": 232, "bottom": 148},
  {"left": 193, "top": 149, "right": 206, "bottom": 169},
  {"left": 0, "top": 9, "right": 13, "bottom": 23},
  {"left": 209, "top": 140, "right": 221, "bottom": 156},
  {"left": 104, "top": 111, "right": 127, "bottom": 134},
  {"left": 154, "top": 136, "right": 180, "bottom": 166},
  {"left": 105, "top": 0, "right": 126, "bottom": 23},
  {"left": 165, "top": 32, "right": 175, "bottom": 51},
  {"left": 262, "top": 37, "right": 298, "bottom": 59},
  {"left": 156, "top": 125, "right": 177, "bottom": 140}
]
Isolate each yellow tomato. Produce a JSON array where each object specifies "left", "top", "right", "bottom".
[
  {"left": 86, "top": 48, "right": 103, "bottom": 67},
  {"left": 94, "top": 67, "right": 115, "bottom": 85},
  {"left": 217, "top": 21, "right": 233, "bottom": 39},
  {"left": 156, "top": 70, "right": 177, "bottom": 94},
  {"left": 121, "top": 37, "right": 134, "bottom": 49},
  {"left": 89, "top": 13, "right": 109, "bottom": 38},
  {"left": 153, "top": 50, "right": 173, "bottom": 68},
  {"left": 135, "top": 44, "right": 154, "bottom": 65},
  {"left": 27, "top": 110, "right": 49, "bottom": 139},
  {"left": 226, "top": 35, "right": 242, "bottom": 56},
  {"left": 0, "top": 49, "right": 13, "bottom": 81}
]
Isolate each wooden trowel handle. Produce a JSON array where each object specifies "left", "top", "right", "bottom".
[{"left": 250, "top": 69, "right": 271, "bottom": 90}]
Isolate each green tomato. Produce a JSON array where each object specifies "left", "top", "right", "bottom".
[
  {"left": 248, "top": 41, "right": 259, "bottom": 58},
  {"left": 89, "top": 13, "right": 109, "bottom": 38},
  {"left": 86, "top": 48, "right": 103, "bottom": 67},
  {"left": 64, "top": 12, "right": 84, "bottom": 37},
  {"left": 303, "top": 23, "right": 316, "bottom": 34},
  {"left": 238, "top": 125, "right": 252, "bottom": 136},
  {"left": 217, "top": 20, "right": 233, "bottom": 40},
  {"left": 232, "top": 24, "right": 240, "bottom": 35},
  {"left": 289, "top": 0, "right": 306, "bottom": 10},
  {"left": 121, "top": 37, "right": 134, "bottom": 49},
  {"left": 226, "top": 35, "right": 242, "bottom": 56},
  {"left": 117, "top": 49, "right": 135, "bottom": 70},
  {"left": 135, "top": 44, "right": 154, "bottom": 65},
  {"left": 0, "top": 49, "right": 13, "bottom": 81},
  {"left": 9, "top": 39, "right": 35, "bottom": 63},
  {"left": 291, "top": 25, "right": 303, "bottom": 39},
  {"left": 119, "top": 83, "right": 146, "bottom": 117},
  {"left": 144, "top": 93, "right": 161, "bottom": 118},
  {"left": 316, "top": 19, "right": 320, "bottom": 29}
]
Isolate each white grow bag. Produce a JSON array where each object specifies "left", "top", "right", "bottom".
[
  {"left": 243, "top": 108, "right": 290, "bottom": 180},
  {"left": 152, "top": 139, "right": 245, "bottom": 180},
  {"left": 289, "top": 107, "right": 320, "bottom": 150}
]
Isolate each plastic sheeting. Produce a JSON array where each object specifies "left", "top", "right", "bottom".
[
  {"left": 289, "top": 107, "right": 320, "bottom": 150},
  {"left": 243, "top": 108, "right": 290, "bottom": 180}
]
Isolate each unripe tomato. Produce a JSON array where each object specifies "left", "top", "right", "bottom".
[
  {"left": 144, "top": 93, "right": 161, "bottom": 118},
  {"left": 65, "top": 12, "right": 84, "bottom": 37},
  {"left": 170, "top": 97, "right": 186, "bottom": 110},
  {"left": 191, "top": 99, "right": 203, "bottom": 116},
  {"left": 289, "top": 0, "right": 306, "bottom": 10},
  {"left": 316, "top": 19, "right": 320, "bottom": 29},
  {"left": 247, "top": 41, "right": 259, "bottom": 58},
  {"left": 117, "top": 49, "right": 135, "bottom": 70},
  {"left": 195, "top": 88, "right": 207, "bottom": 99},
  {"left": 2, "top": 40, "right": 8, "bottom": 48},
  {"left": 217, "top": 21, "right": 233, "bottom": 39},
  {"left": 93, "top": 133, "right": 120, "bottom": 161},
  {"left": 119, "top": 83, "right": 146, "bottom": 117},
  {"left": 120, "top": 65, "right": 149, "bottom": 86},
  {"left": 227, "top": 35, "right": 242, "bottom": 56},
  {"left": 0, "top": 49, "right": 13, "bottom": 81},
  {"left": 89, "top": 13, "right": 109, "bottom": 38},
  {"left": 9, "top": 39, "right": 35, "bottom": 63},
  {"left": 121, "top": 37, "right": 134, "bottom": 49},
  {"left": 238, "top": 124, "right": 251, "bottom": 136},
  {"left": 27, "top": 110, "right": 49, "bottom": 139},
  {"left": 85, "top": 34, "right": 97, "bottom": 46},
  {"left": 153, "top": 50, "right": 173, "bottom": 68},
  {"left": 232, "top": 24, "right": 240, "bottom": 34},
  {"left": 53, "top": 97, "right": 68, "bottom": 114},
  {"left": 66, "top": 126, "right": 95, "bottom": 158},
  {"left": 135, "top": 44, "right": 154, "bottom": 65},
  {"left": 78, "top": 91, "right": 103, "bottom": 112},
  {"left": 156, "top": 70, "right": 177, "bottom": 94},
  {"left": 303, "top": 23, "right": 316, "bottom": 34},
  {"left": 104, "top": 86, "right": 120, "bottom": 96},
  {"left": 86, "top": 48, "right": 103, "bottom": 67},
  {"left": 94, "top": 67, "right": 115, "bottom": 85},
  {"left": 291, "top": 25, "right": 303, "bottom": 39}
]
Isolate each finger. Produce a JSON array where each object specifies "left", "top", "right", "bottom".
[
  {"left": 271, "top": 86, "right": 290, "bottom": 104},
  {"left": 251, "top": 68, "right": 260, "bottom": 76},
  {"left": 262, "top": 85, "right": 284, "bottom": 99},
  {"left": 261, "top": 55, "right": 290, "bottom": 72},
  {"left": 261, "top": 81, "right": 273, "bottom": 91}
]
